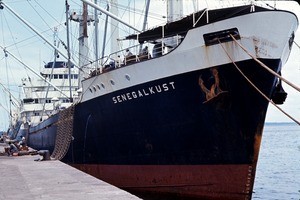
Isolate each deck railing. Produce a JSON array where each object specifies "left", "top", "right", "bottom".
[{"left": 89, "top": 35, "right": 183, "bottom": 77}]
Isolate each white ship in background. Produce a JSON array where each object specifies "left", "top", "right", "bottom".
[
  {"left": 21, "top": 61, "right": 78, "bottom": 125},
  {"left": 19, "top": 60, "right": 78, "bottom": 152}
]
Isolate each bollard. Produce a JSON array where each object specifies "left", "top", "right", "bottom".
[{"left": 38, "top": 150, "right": 50, "bottom": 161}]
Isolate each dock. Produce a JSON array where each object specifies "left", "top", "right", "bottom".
[{"left": 0, "top": 143, "right": 140, "bottom": 200}]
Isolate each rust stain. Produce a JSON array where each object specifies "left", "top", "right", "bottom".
[
  {"left": 198, "top": 67, "right": 223, "bottom": 101},
  {"left": 244, "top": 122, "right": 264, "bottom": 200},
  {"left": 252, "top": 36, "right": 277, "bottom": 58}
]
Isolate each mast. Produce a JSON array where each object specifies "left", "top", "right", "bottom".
[
  {"left": 142, "top": 0, "right": 151, "bottom": 31},
  {"left": 139, "top": 0, "right": 150, "bottom": 52},
  {"left": 65, "top": 0, "right": 73, "bottom": 102},
  {"left": 167, "top": 0, "right": 183, "bottom": 22},
  {"left": 101, "top": 3, "right": 109, "bottom": 63},
  {"left": 94, "top": 0, "right": 99, "bottom": 68},
  {"left": 40, "top": 28, "right": 59, "bottom": 120},
  {"left": 70, "top": 2, "right": 93, "bottom": 87},
  {"left": 4, "top": 52, "right": 12, "bottom": 126},
  {"left": 165, "top": 0, "right": 183, "bottom": 48},
  {"left": 110, "top": 0, "right": 119, "bottom": 55}
]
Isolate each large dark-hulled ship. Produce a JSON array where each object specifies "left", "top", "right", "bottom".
[{"left": 53, "top": 3, "right": 298, "bottom": 200}]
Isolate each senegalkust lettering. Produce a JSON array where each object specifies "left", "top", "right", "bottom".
[{"left": 112, "top": 81, "right": 175, "bottom": 104}]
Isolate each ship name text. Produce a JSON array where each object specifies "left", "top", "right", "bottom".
[{"left": 112, "top": 81, "right": 175, "bottom": 104}]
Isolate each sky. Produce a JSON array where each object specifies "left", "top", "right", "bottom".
[{"left": 0, "top": 0, "right": 300, "bottom": 131}]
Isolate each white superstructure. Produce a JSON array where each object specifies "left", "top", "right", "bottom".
[{"left": 20, "top": 61, "right": 79, "bottom": 126}]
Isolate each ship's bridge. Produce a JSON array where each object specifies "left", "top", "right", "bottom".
[{"left": 44, "top": 61, "right": 74, "bottom": 69}]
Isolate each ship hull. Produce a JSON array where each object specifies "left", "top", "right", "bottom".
[
  {"left": 26, "top": 114, "right": 59, "bottom": 153},
  {"left": 61, "top": 5, "right": 298, "bottom": 200},
  {"left": 63, "top": 58, "right": 279, "bottom": 199},
  {"left": 72, "top": 164, "right": 253, "bottom": 200}
]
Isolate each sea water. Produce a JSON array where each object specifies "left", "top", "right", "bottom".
[{"left": 253, "top": 123, "right": 300, "bottom": 200}]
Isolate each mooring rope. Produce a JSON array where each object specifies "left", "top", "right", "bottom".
[
  {"left": 294, "top": 41, "right": 300, "bottom": 50},
  {"left": 229, "top": 34, "right": 300, "bottom": 93},
  {"left": 218, "top": 39, "right": 300, "bottom": 125}
]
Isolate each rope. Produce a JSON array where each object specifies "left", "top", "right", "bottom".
[
  {"left": 229, "top": 34, "right": 300, "bottom": 93},
  {"left": 218, "top": 39, "right": 300, "bottom": 126},
  {"left": 294, "top": 41, "right": 300, "bottom": 50}
]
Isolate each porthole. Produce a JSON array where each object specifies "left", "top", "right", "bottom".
[
  {"left": 125, "top": 74, "right": 130, "bottom": 81},
  {"left": 101, "top": 83, "right": 105, "bottom": 89},
  {"left": 97, "top": 84, "right": 101, "bottom": 90},
  {"left": 110, "top": 80, "right": 115, "bottom": 85},
  {"left": 89, "top": 88, "right": 93, "bottom": 93},
  {"left": 93, "top": 86, "right": 97, "bottom": 92}
]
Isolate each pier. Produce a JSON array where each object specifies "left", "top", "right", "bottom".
[{"left": 0, "top": 143, "right": 140, "bottom": 200}]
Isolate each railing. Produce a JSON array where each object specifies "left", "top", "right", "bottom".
[{"left": 89, "top": 35, "right": 184, "bottom": 77}]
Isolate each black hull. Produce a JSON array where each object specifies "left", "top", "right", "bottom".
[
  {"left": 65, "top": 59, "right": 279, "bottom": 164},
  {"left": 62, "top": 58, "right": 281, "bottom": 199}
]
